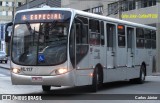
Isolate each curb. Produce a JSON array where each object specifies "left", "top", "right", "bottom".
[
  {"left": 152, "top": 72, "right": 160, "bottom": 76},
  {"left": 152, "top": 74, "right": 160, "bottom": 76}
]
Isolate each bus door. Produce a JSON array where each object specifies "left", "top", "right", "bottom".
[
  {"left": 105, "top": 23, "right": 119, "bottom": 82},
  {"left": 74, "top": 16, "right": 90, "bottom": 86},
  {"left": 99, "top": 21, "right": 106, "bottom": 70},
  {"left": 116, "top": 24, "right": 127, "bottom": 80},
  {"left": 127, "top": 27, "right": 135, "bottom": 67},
  {"left": 106, "top": 23, "right": 116, "bottom": 69}
]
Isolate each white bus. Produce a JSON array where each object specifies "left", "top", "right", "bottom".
[{"left": 6, "top": 6, "right": 156, "bottom": 92}]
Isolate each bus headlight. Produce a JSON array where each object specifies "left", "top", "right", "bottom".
[
  {"left": 12, "top": 68, "right": 21, "bottom": 74},
  {"left": 55, "top": 68, "right": 68, "bottom": 75}
]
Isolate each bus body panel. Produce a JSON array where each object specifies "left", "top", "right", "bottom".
[
  {"left": 11, "top": 61, "right": 68, "bottom": 76},
  {"left": 75, "top": 49, "right": 93, "bottom": 86},
  {"left": 75, "top": 69, "right": 93, "bottom": 86},
  {"left": 116, "top": 48, "right": 127, "bottom": 68},
  {"left": 11, "top": 69, "right": 76, "bottom": 86},
  {"left": 89, "top": 46, "right": 101, "bottom": 66},
  {"left": 126, "top": 66, "right": 140, "bottom": 79}
]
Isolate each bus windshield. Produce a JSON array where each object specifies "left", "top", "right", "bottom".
[{"left": 12, "top": 19, "right": 70, "bottom": 66}]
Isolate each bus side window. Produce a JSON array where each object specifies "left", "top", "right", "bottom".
[
  {"left": 136, "top": 28, "right": 144, "bottom": 48},
  {"left": 151, "top": 30, "right": 156, "bottom": 49},
  {"left": 75, "top": 17, "right": 88, "bottom": 44},
  {"left": 101, "top": 21, "right": 104, "bottom": 45},
  {"left": 144, "top": 29, "right": 152, "bottom": 49},
  {"left": 89, "top": 19, "right": 100, "bottom": 45},
  {"left": 76, "top": 24, "right": 82, "bottom": 44},
  {"left": 75, "top": 16, "right": 89, "bottom": 64},
  {"left": 106, "top": 24, "right": 114, "bottom": 48},
  {"left": 118, "top": 24, "right": 125, "bottom": 47},
  {"left": 127, "top": 28, "right": 132, "bottom": 49}
]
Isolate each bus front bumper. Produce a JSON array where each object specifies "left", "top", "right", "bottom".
[{"left": 11, "top": 70, "right": 75, "bottom": 86}]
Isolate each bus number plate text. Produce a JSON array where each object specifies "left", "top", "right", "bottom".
[
  {"left": 31, "top": 77, "right": 43, "bottom": 82},
  {"left": 21, "top": 67, "right": 33, "bottom": 71}
]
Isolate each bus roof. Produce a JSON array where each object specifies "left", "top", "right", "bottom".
[
  {"left": 16, "top": 7, "right": 156, "bottom": 30},
  {"left": 73, "top": 9, "right": 156, "bottom": 30}
]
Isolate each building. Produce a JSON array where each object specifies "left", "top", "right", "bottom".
[
  {"left": 0, "top": 0, "right": 26, "bottom": 23},
  {"left": 16, "top": 0, "right": 61, "bottom": 10},
  {"left": 0, "top": 0, "right": 26, "bottom": 54},
  {"left": 16, "top": 0, "right": 160, "bottom": 72},
  {"left": 0, "top": 24, "right": 5, "bottom": 51}
]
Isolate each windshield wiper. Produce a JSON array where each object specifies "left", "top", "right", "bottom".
[{"left": 19, "top": 51, "right": 29, "bottom": 62}]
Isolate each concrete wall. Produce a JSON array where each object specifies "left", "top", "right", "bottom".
[
  {"left": 16, "top": 0, "right": 61, "bottom": 11},
  {"left": 62, "top": 1, "right": 101, "bottom": 9},
  {"left": 61, "top": 0, "right": 116, "bottom": 17}
]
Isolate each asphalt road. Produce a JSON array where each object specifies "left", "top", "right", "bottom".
[{"left": 0, "top": 67, "right": 160, "bottom": 103}]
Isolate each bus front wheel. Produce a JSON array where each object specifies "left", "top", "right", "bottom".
[
  {"left": 42, "top": 85, "right": 51, "bottom": 91},
  {"left": 90, "top": 66, "right": 103, "bottom": 92}
]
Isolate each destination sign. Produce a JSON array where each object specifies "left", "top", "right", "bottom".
[
  {"left": 21, "top": 13, "right": 64, "bottom": 21},
  {"left": 15, "top": 10, "right": 71, "bottom": 23}
]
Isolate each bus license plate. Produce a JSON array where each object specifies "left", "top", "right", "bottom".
[{"left": 32, "top": 77, "right": 43, "bottom": 82}]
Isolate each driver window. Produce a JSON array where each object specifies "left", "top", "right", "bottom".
[
  {"left": 75, "top": 16, "right": 89, "bottom": 64},
  {"left": 75, "top": 17, "right": 88, "bottom": 44}
]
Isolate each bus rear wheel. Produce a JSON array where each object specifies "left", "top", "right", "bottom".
[
  {"left": 137, "top": 65, "right": 146, "bottom": 83},
  {"left": 42, "top": 85, "right": 51, "bottom": 91},
  {"left": 130, "top": 64, "right": 146, "bottom": 84}
]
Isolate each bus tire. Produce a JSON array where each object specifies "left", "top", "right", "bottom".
[
  {"left": 138, "top": 64, "right": 146, "bottom": 84},
  {"left": 90, "top": 66, "right": 103, "bottom": 92},
  {"left": 90, "top": 67, "right": 98, "bottom": 92},
  {"left": 130, "top": 65, "right": 146, "bottom": 84},
  {"left": 42, "top": 85, "right": 51, "bottom": 91}
]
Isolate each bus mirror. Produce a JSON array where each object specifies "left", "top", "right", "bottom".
[
  {"left": 5, "top": 22, "right": 13, "bottom": 42},
  {"left": 5, "top": 31, "right": 9, "bottom": 42}
]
